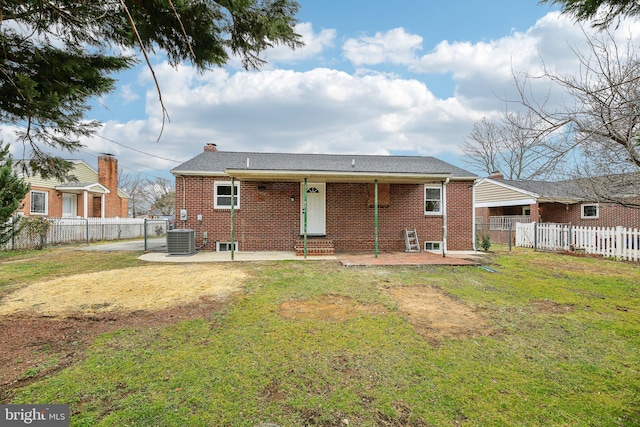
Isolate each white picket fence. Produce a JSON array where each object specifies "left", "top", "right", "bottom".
[
  {"left": 516, "top": 223, "right": 640, "bottom": 262},
  {"left": 2, "top": 217, "right": 168, "bottom": 251}
]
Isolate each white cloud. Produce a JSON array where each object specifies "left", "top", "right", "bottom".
[
  {"left": 95, "top": 63, "right": 480, "bottom": 169},
  {"left": 221, "top": 22, "right": 336, "bottom": 69},
  {"left": 119, "top": 85, "right": 140, "bottom": 104},
  {"left": 10, "top": 10, "right": 640, "bottom": 180},
  {"left": 343, "top": 28, "right": 423, "bottom": 66},
  {"left": 265, "top": 22, "right": 336, "bottom": 63}
]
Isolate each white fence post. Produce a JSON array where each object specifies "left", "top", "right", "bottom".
[{"left": 616, "top": 226, "right": 623, "bottom": 260}]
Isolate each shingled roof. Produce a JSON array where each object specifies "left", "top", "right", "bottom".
[{"left": 171, "top": 150, "right": 477, "bottom": 181}]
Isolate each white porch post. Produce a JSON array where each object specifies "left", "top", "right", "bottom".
[
  {"left": 83, "top": 190, "right": 89, "bottom": 218},
  {"left": 472, "top": 180, "right": 477, "bottom": 251},
  {"left": 101, "top": 194, "right": 106, "bottom": 218}
]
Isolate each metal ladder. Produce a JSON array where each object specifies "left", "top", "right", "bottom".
[{"left": 404, "top": 228, "right": 420, "bottom": 252}]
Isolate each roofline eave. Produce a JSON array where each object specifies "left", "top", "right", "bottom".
[
  {"left": 171, "top": 170, "right": 226, "bottom": 177},
  {"left": 55, "top": 183, "right": 110, "bottom": 194},
  {"left": 172, "top": 169, "right": 477, "bottom": 182},
  {"left": 224, "top": 169, "right": 457, "bottom": 183}
]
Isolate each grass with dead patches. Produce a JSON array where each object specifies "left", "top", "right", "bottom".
[
  {"left": 0, "top": 248, "right": 147, "bottom": 293},
  {"left": 7, "top": 250, "right": 640, "bottom": 426}
]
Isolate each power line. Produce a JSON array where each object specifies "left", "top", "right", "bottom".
[
  {"left": 76, "top": 146, "right": 173, "bottom": 181},
  {"left": 95, "top": 134, "right": 182, "bottom": 163}
]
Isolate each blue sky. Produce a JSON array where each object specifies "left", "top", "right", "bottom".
[{"left": 5, "top": 1, "right": 640, "bottom": 182}]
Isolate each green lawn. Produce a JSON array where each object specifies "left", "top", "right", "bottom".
[{"left": 3, "top": 249, "right": 639, "bottom": 426}]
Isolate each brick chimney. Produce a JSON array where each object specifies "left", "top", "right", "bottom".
[
  {"left": 489, "top": 171, "right": 504, "bottom": 179},
  {"left": 204, "top": 143, "right": 218, "bottom": 152},
  {"left": 97, "top": 155, "right": 121, "bottom": 217}
]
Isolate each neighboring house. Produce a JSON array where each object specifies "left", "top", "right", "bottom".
[
  {"left": 475, "top": 172, "right": 640, "bottom": 232},
  {"left": 18, "top": 155, "right": 129, "bottom": 218},
  {"left": 170, "top": 144, "right": 478, "bottom": 254}
]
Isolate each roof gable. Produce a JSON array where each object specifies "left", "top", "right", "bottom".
[
  {"left": 475, "top": 178, "right": 539, "bottom": 207},
  {"left": 18, "top": 160, "right": 98, "bottom": 189}
]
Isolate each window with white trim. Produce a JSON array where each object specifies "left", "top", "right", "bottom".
[
  {"left": 214, "top": 181, "right": 240, "bottom": 209},
  {"left": 424, "top": 241, "right": 442, "bottom": 251},
  {"left": 30, "top": 191, "right": 48, "bottom": 215},
  {"left": 581, "top": 204, "right": 599, "bottom": 219},
  {"left": 217, "top": 242, "right": 238, "bottom": 252},
  {"left": 424, "top": 185, "right": 442, "bottom": 215}
]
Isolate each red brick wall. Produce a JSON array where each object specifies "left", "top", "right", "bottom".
[
  {"left": 175, "top": 177, "right": 476, "bottom": 252},
  {"left": 19, "top": 187, "right": 126, "bottom": 218},
  {"left": 541, "top": 202, "right": 640, "bottom": 229},
  {"left": 19, "top": 187, "right": 61, "bottom": 217},
  {"left": 446, "top": 181, "right": 475, "bottom": 251},
  {"left": 175, "top": 178, "right": 301, "bottom": 251},
  {"left": 477, "top": 201, "right": 640, "bottom": 230}
]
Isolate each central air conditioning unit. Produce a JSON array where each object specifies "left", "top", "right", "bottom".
[{"left": 166, "top": 229, "right": 196, "bottom": 255}]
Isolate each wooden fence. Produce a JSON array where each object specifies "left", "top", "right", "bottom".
[
  {"left": 2, "top": 218, "right": 168, "bottom": 251},
  {"left": 516, "top": 223, "right": 640, "bottom": 262}
]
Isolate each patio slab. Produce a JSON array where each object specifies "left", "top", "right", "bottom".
[
  {"left": 139, "top": 251, "right": 336, "bottom": 263},
  {"left": 337, "top": 251, "right": 480, "bottom": 266},
  {"left": 139, "top": 250, "right": 482, "bottom": 265}
]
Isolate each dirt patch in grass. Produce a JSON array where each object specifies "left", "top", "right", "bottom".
[
  {"left": 0, "top": 297, "right": 226, "bottom": 399},
  {"left": 387, "top": 285, "right": 493, "bottom": 346},
  {"left": 0, "top": 264, "right": 246, "bottom": 317},
  {"left": 279, "top": 294, "right": 388, "bottom": 321},
  {"left": 278, "top": 287, "right": 493, "bottom": 346},
  {"left": 531, "top": 299, "right": 575, "bottom": 314},
  {"left": 0, "top": 263, "right": 246, "bottom": 400}
]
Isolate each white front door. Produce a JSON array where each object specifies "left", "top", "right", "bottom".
[
  {"left": 62, "top": 194, "right": 77, "bottom": 217},
  {"left": 301, "top": 183, "right": 326, "bottom": 235}
]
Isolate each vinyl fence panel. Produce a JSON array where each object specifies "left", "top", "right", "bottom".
[{"left": 516, "top": 223, "right": 640, "bottom": 262}]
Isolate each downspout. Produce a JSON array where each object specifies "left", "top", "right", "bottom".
[
  {"left": 181, "top": 176, "right": 186, "bottom": 229},
  {"left": 182, "top": 176, "right": 186, "bottom": 209},
  {"left": 374, "top": 179, "right": 379, "bottom": 258},
  {"left": 231, "top": 177, "right": 235, "bottom": 261},
  {"left": 303, "top": 178, "right": 308, "bottom": 259},
  {"left": 442, "top": 178, "right": 450, "bottom": 257}
]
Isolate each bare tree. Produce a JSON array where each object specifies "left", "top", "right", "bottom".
[
  {"left": 462, "top": 111, "right": 564, "bottom": 180},
  {"left": 512, "top": 29, "right": 640, "bottom": 205},
  {"left": 118, "top": 171, "right": 150, "bottom": 218},
  {"left": 461, "top": 118, "right": 501, "bottom": 176},
  {"left": 144, "top": 177, "right": 176, "bottom": 216}
]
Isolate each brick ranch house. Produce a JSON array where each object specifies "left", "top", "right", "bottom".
[
  {"left": 475, "top": 173, "right": 640, "bottom": 236},
  {"left": 18, "top": 155, "right": 129, "bottom": 218},
  {"left": 171, "top": 145, "right": 478, "bottom": 254}
]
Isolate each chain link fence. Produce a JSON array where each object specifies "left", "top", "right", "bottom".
[{"left": 475, "top": 222, "right": 514, "bottom": 252}]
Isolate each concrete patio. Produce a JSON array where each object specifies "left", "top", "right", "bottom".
[{"left": 139, "top": 250, "right": 483, "bottom": 266}]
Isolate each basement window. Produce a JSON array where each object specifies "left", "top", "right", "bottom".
[
  {"left": 424, "top": 241, "right": 442, "bottom": 251},
  {"left": 216, "top": 242, "right": 238, "bottom": 252}
]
